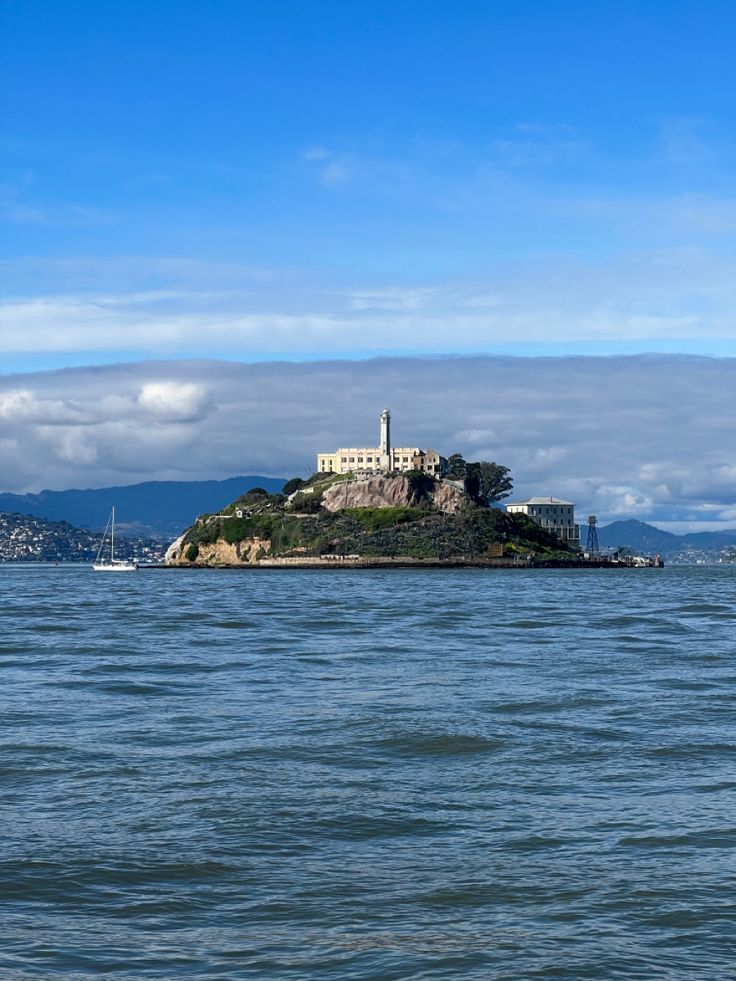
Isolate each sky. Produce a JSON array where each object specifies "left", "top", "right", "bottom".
[{"left": 1, "top": 1, "right": 735, "bottom": 527}]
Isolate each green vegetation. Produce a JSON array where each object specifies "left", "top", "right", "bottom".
[
  {"left": 179, "top": 468, "right": 573, "bottom": 564},
  {"left": 282, "top": 477, "right": 304, "bottom": 496},
  {"left": 300, "top": 471, "right": 354, "bottom": 493},
  {"left": 447, "top": 453, "right": 467, "bottom": 479},
  {"left": 269, "top": 517, "right": 304, "bottom": 553},
  {"left": 405, "top": 470, "right": 436, "bottom": 502},
  {"left": 290, "top": 490, "right": 323, "bottom": 513},
  {"left": 344, "top": 506, "right": 423, "bottom": 532},
  {"left": 222, "top": 513, "right": 277, "bottom": 543},
  {"left": 446, "top": 455, "right": 514, "bottom": 504},
  {"left": 466, "top": 461, "right": 514, "bottom": 504}
]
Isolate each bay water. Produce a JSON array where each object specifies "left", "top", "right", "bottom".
[{"left": 1, "top": 565, "right": 736, "bottom": 979}]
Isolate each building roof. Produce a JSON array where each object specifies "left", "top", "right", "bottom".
[{"left": 507, "top": 497, "right": 575, "bottom": 506}]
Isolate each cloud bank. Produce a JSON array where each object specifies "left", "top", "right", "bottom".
[
  {"left": 2, "top": 250, "right": 736, "bottom": 368},
  {"left": 0, "top": 354, "right": 733, "bottom": 529}
]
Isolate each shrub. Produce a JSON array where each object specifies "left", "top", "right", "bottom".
[
  {"left": 344, "top": 507, "right": 422, "bottom": 532},
  {"left": 185, "top": 518, "right": 221, "bottom": 547},
  {"left": 270, "top": 517, "right": 303, "bottom": 553},
  {"left": 222, "top": 513, "right": 276, "bottom": 543},
  {"left": 291, "top": 491, "right": 323, "bottom": 513},
  {"left": 282, "top": 477, "right": 305, "bottom": 496},
  {"left": 185, "top": 543, "right": 199, "bottom": 562}
]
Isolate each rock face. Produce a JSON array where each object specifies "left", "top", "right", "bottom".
[
  {"left": 169, "top": 535, "right": 272, "bottom": 565},
  {"left": 321, "top": 475, "right": 466, "bottom": 514},
  {"left": 165, "top": 534, "right": 186, "bottom": 564},
  {"left": 431, "top": 480, "right": 467, "bottom": 515}
]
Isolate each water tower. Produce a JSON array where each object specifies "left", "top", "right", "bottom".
[{"left": 586, "top": 515, "right": 599, "bottom": 556}]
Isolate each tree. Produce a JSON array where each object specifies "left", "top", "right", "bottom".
[
  {"left": 447, "top": 453, "right": 467, "bottom": 478},
  {"left": 465, "top": 461, "right": 513, "bottom": 505},
  {"left": 282, "top": 477, "right": 304, "bottom": 496},
  {"left": 405, "top": 469, "right": 435, "bottom": 503}
]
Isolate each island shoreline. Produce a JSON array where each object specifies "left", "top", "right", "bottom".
[{"left": 147, "top": 557, "right": 660, "bottom": 570}]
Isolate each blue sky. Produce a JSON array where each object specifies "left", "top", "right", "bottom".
[
  {"left": 2, "top": 0, "right": 736, "bottom": 367},
  {"left": 0, "top": 1, "right": 735, "bottom": 526}
]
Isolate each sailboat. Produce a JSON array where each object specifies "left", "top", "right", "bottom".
[{"left": 92, "top": 507, "right": 138, "bottom": 571}]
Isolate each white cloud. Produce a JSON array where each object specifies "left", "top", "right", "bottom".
[
  {"left": 0, "top": 389, "right": 83, "bottom": 424},
  {"left": 137, "top": 382, "right": 212, "bottom": 421},
  {"left": 0, "top": 354, "right": 733, "bottom": 532},
  {"left": 1, "top": 249, "right": 736, "bottom": 363},
  {"left": 595, "top": 485, "right": 655, "bottom": 516}
]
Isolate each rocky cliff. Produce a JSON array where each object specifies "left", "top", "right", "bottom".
[{"left": 321, "top": 474, "right": 466, "bottom": 514}]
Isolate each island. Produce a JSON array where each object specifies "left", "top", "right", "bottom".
[{"left": 165, "top": 470, "right": 579, "bottom": 568}]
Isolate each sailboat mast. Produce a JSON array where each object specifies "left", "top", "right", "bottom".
[{"left": 111, "top": 506, "right": 115, "bottom": 562}]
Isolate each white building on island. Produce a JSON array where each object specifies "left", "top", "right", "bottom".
[
  {"left": 505, "top": 497, "right": 581, "bottom": 549},
  {"left": 317, "top": 409, "right": 447, "bottom": 476}
]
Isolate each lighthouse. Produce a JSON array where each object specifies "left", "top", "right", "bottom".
[{"left": 380, "top": 408, "right": 391, "bottom": 468}]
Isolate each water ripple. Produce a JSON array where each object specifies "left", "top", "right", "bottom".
[{"left": 1, "top": 564, "right": 736, "bottom": 979}]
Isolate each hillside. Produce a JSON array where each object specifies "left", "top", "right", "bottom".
[
  {"left": 167, "top": 473, "right": 573, "bottom": 567},
  {"left": 0, "top": 512, "right": 164, "bottom": 563},
  {"left": 0, "top": 475, "right": 286, "bottom": 539},
  {"left": 598, "top": 519, "right": 736, "bottom": 560},
  {"left": 597, "top": 520, "right": 678, "bottom": 553}
]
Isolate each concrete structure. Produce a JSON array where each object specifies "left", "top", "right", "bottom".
[
  {"left": 317, "top": 409, "right": 447, "bottom": 476},
  {"left": 505, "top": 496, "right": 581, "bottom": 549}
]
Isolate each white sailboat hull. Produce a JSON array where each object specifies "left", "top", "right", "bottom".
[{"left": 92, "top": 562, "right": 137, "bottom": 572}]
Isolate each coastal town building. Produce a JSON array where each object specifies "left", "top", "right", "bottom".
[
  {"left": 317, "top": 409, "right": 447, "bottom": 476},
  {"left": 505, "top": 497, "right": 581, "bottom": 549}
]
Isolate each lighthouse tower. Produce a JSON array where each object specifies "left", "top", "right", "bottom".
[{"left": 380, "top": 408, "right": 391, "bottom": 469}]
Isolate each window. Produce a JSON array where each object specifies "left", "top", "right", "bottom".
[
  {"left": 367, "top": 456, "right": 373, "bottom": 462},
  {"left": 349, "top": 457, "right": 355, "bottom": 463},
  {"left": 341, "top": 457, "right": 347, "bottom": 464},
  {"left": 358, "top": 457, "right": 364, "bottom": 463}
]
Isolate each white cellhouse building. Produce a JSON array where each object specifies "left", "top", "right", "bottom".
[
  {"left": 317, "top": 409, "right": 447, "bottom": 476},
  {"left": 505, "top": 497, "right": 581, "bottom": 550}
]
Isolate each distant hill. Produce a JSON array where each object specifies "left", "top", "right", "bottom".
[
  {"left": 0, "top": 476, "right": 287, "bottom": 540},
  {"left": 680, "top": 529, "right": 736, "bottom": 549},
  {"left": 0, "top": 512, "right": 163, "bottom": 563},
  {"left": 598, "top": 519, "right": 736, "bottom": 556},
  {"left": 597, "top": 520, "right": 678, "bottom": 552}
]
